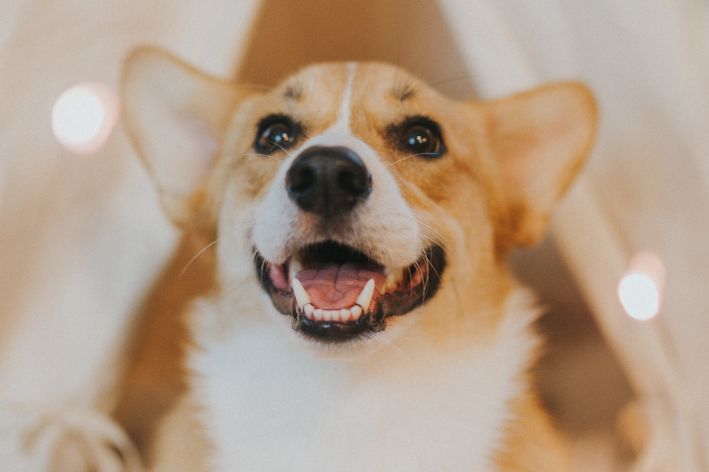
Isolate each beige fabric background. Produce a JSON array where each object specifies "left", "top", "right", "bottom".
[{"left": 1, "top": 0, "right": 707, "bottom": 470}]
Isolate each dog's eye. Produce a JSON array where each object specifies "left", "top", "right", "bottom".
[
  {"left": 254, "top": 115, "right": 300, "bottom": 155},
  {"left": 398, "top": 118, "right": 445, "bottom": 158}
]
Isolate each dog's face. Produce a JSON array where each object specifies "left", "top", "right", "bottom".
[{"left": 123, "top": 49, "right": 595, "bottom": 348}]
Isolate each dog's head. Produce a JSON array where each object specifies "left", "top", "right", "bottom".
[{"left": 123, "top": 48, "right": 595, "bottom": 348}]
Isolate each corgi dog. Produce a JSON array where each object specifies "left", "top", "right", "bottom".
[{"left": 121, "top": 47, "right": 596, "bottom": 471}]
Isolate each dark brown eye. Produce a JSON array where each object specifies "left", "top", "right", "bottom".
[
  {"left": 254, "top": 115, "right": 301, "bottom": 155},
  {"left": 399, "top": 117, "right": 445, "bottom": 158}
]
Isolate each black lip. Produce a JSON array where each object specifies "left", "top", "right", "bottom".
[
  {"left": 254, "top": 244, "right": 446, "bottom": 344},
  {"left": 293, "top": 309, "right": 384, "bottom": 343}
]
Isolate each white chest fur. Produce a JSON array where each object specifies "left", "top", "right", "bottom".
[{"left": 185, "top": 289, "right": 539, "bottom": 472}]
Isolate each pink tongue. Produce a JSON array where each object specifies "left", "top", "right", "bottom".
[{"left": 296, "top": 263, "right": 383, "bottom": 309}]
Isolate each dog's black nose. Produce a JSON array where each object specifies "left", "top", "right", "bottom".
[{"left": 286, "top": 146, "right": 371, "bottom": 218}]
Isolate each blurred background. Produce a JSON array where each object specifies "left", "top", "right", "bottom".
[{"left": 1, "top": 0, "right": 707, "bottom": 470}]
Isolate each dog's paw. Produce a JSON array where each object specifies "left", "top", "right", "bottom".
[{"left": 0, "top": 404, "right": 142, "bottom": 472}]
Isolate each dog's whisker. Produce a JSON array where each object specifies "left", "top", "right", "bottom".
[
  {"left": 179, "top": 239, "right": 219, "bottom": 279},
  {"left": 250, "top": 251, "right": 263, "bottom": 275},
  {"left": 389, "top": 180, "right": 447, "bottom": 244},
  {"left": 272, "top": 141, "right": 296, "bottom": 159},
  {"left": 416, "top": 233, "right": 459, "bottom": 317},
  {"left": 406, "top": 264, "right": 414, "bottom": 297},
  {"left": 425, "top": 249, "right": 442, "bottom": 284},
  {"left": 451, "top": 273, "right": 465, "bottom": 320},
  {"left": 388, "top": 152, "right": 438, "bottom": 167},
  {"left": 260, "top": 257, "right": 267, "bottom": 283},
  {"left": 416, "top": 258, "right": 430, "bottom": 303},
  {"left": 389, "top": 183, "right": 444, "bottom": 270},
  {"left": 424, "top": 237, "right": 462, "bottom": 318},
  {"left": 415, "top": 219, "right": 446, "bottom": 246},
  {"left": 420, "top": 258, "right": 433, "bottom": 302},
  {"left": 372, "top": 332, "right": 410, "bottom": 361}
]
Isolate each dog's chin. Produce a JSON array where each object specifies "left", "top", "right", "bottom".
[{"left": 253, "top": 241, "right": 446, "bottom": 345}]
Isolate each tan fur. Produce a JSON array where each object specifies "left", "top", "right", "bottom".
[
  {"left": 495, "top": 394, "right": 572, "bottom": 471},
  {"left": 113, "top": 229, "right": 216, "bottom": 457},
  {"left": 120, "top": 48, "right": 596, "bottom": 471}
]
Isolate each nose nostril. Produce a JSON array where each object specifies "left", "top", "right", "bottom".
[
  {"left": 338, "top": 169, "right": 371, "bottom": 196},
  {"left": 288, "top": 166, "right": 315, "bottom": 194}
]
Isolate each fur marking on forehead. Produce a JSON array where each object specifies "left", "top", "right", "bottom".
[{"left": 329, "top": 62, "right": 357, "bottom": 134}]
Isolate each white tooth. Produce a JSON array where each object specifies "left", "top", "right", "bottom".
[
  {"left": 289, "top": 258, "right": 303, "bottom": 282},
  {"left": 313, "top": 309, "right": 324, "bottom": 321},
  {"left": 291, "top": 278, "right": 310, "bottom": 308},
  {"left": 351, "top": 305, "right": 363, "bottom": 319},
  {"left": 355, "top": 279, "right": 376, "bottom": 310},
  {"left": 304, "top": 304, "right": 314, "bottom": 318},
  {"left": 340, "top": 309, "right": 350, "bottom": 321}
]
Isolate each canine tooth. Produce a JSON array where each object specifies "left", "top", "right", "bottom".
[
  {"left": 304, "top": 304, "right": 314, "bottom": 317},
  {"left": 291, "top": 278, "right": 310, "bottom": 308},
  {"left": 355, "top": 279, "right": 376, "bottom": 310},
  {"left": 351, "top": 305, "right": 363, "bottom": 319},
  {"left": 288, "top": 259, "right": 303, "bottom": 282},
  {"left": 313, "top": 308, "right": 324, "bottom": 321},
  {"left": 340, "top": 309, "right": 350, "bottom": 321}
]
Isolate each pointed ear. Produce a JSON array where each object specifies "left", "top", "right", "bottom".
[
  {"left": 121, "top": 47, "right": 244, "bottom": 225},
  {"left": 484, "top": 82, "right": 597, "bottom": 246}
]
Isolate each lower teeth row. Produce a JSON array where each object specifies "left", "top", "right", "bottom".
[{"left": 299, "top": 303, "right": 364, "bottom": 323}]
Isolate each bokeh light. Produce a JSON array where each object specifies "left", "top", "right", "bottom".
[
  {"left": 51, "top": 83, "right": 119, "bottom": 154},
  {"left": 618, "top": 252, "right": 665, "bottom": 321}
]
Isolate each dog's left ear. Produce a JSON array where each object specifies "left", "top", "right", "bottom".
[
  {"left": 484, "top": 82, "right": 597, "bottom": 246},
  {"left": 122, "top": 47, "right": 245, "bottom": 226}
]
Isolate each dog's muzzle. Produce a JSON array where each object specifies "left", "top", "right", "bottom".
[{"left": 254, "top": 145, "right": 446, "bottom": 344}]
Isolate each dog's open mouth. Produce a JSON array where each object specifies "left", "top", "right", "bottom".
[{"left": 254, "top": 241, "right": 445, "bottom": 343}]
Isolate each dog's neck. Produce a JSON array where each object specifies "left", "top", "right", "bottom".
[{"left": 185, "top": 281, "right": 540, "bottom": 472}]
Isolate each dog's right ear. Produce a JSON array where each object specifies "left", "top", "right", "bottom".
[{"left": 122, "top": 47, "right": 243, "bottom": 226}]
